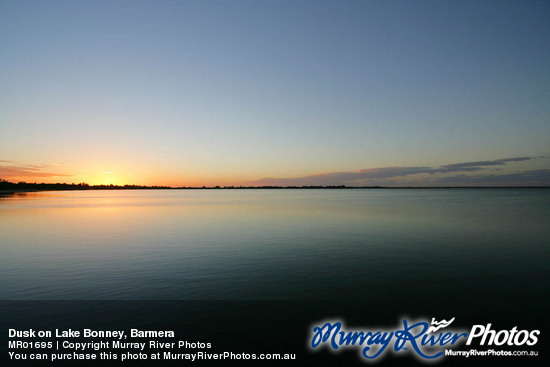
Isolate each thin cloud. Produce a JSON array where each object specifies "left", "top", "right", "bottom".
[
  {"left": 249, "top": 156, "right": 544, "bottom": 186},
  {"left": 495, "top": 157, "right": 533, "bottom": 163},
  {"left": 436, "top": 157, "right": 533, "bottom": 173},
  {"left": 357, "top": 166, "right": 434, "bottom": 178},
  {"left": 0, "top": 164, "right": 72, "bottom": 179},
  {"left": 435, "top": 169, "right": 550, "bottom": 186},
  {"left": 251, "top": 166, "right": 432, "bottom": 186}
]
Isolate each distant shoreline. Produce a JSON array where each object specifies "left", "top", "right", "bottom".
[{"left": 1, "top": 181, "right": 549, "bottom": 194}]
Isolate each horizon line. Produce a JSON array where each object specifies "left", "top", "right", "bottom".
[{"left": 1, "top": 180, "right": 549, "bottom": 191}]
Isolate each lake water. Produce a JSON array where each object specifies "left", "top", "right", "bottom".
[
  {"left": 1, "top": 189, "right": 548, "bottom": 365},
  {"left": 1, "top": 188, "right": 548, "bottom": 301}
]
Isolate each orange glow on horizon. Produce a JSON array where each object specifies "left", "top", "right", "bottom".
[{"left": 1, "top": 171, "right": 250, "bottom": 188}]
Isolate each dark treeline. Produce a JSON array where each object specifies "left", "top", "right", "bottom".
[
  {"left": 0, "top": 179, "right": 377, "bottom": 191},
  {"left": 181, "top": 185, "right": 357, "bottom": 189},
  {"left": 0, "top": 180, "right": 170, "bottom": 191},
  {"left": 1, "top": 180, "right": 546, "bottom": 192}
]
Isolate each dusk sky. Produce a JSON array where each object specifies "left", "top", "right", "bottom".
[{"left": 1, "top": 0, "right": 549, "bottom": 186}]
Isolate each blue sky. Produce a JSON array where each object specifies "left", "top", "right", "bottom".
[{"left": 1, "top": 0, "right": 549, "bottom": 186}]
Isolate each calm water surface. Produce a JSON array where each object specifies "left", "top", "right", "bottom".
[{"left": 1, "top": 189, "right": 549, "bottom": 300}]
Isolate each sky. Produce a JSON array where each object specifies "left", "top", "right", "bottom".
[{"left": 1, "top": 0, "right": 549, "bottom": 186}]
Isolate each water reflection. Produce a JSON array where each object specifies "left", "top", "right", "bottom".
[
  {"left": 0, "top": 191, "right": 68, "bottom": 200},
  {"left": 1, "top": 189, "right": 549, "bottom": 300}
]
